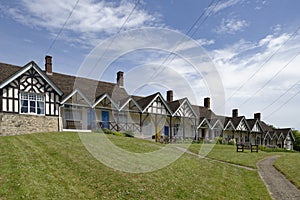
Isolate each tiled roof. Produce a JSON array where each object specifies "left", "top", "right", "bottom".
[
  {"left": 260, "top": 121, "right": 275, "bottom": 133},
  {"left": 135, "top": 92, "right": 160, "bottom": 110},
  {"left": 0, "top": 61, "right": 129, "bottom": 104},
  {"left": 0, "top": 62, "right": 24, "bottom": 83},
  {"left": 167, "top": 98, "right": 184, "bottom": 113},
  {"left": 276, "top": 128, "right": 293, "bottom": 139},
  {"left": 230, "top": 116, "right": 244, "bottom": 127},
  {"left": 246, "top": 119, "right": 257, "bottom": 130}
]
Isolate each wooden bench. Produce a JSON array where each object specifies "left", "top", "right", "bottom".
[
  {"left": 66, "top": 120, "right": 82, "bottom": 129},
  {"left": 236, "top": 142, "right": 258, "bottom": 152}
]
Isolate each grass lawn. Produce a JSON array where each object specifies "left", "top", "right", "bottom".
[
  {"left": 188, "top": 143, "right": 289, "bottom": 169},
  {"left": 0, "top": 132, "right": 273, "bottom": 199},
  {"left": 274, "top": 153, "right": 300, "bottom": 189}
]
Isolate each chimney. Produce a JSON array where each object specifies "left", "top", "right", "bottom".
[
  {"left": 117, "top": 71, "right": 124, "bottom": 87},
  {"left": 204, "top": 97, "right": 210, "bottom": 109},
  {"left": 167, "top": 90, "right": 173, "bottom": 102},
  {"left": 45, "top": 55, "right": 52, "bottom": 75},
  {"left": 232, "top": 109, "right": 238, "bottom": 118},
  {"left": 254, "top": 113, "right": 261, "bottom": 121}
]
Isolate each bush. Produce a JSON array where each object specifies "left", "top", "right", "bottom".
[
  {"left": 112, "top": 131, "right": 124, "bottom": 137},
  {"left": 102, "top": 128, "right": 112, "bottom": 134},
  {"left": 228, "top": 139, "right": 235, "bottom": 145},
  {"left": 123, "top": 131, "right": 134, "bottom": 137},
  {"left": 216, "top": 137, "right": 223, "bottom": 144}
]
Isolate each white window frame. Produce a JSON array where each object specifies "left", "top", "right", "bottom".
[{"left": 20, "top": 92, "right": 45, "bottom": 115}]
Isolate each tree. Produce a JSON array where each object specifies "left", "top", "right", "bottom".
[{"left": 292, "top": 130, "right": 300, "bottom": 151}]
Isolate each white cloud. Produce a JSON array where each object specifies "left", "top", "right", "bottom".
[
  {"left": 216, "top": 18, "right": 249, "bottom": 34},
  {"left": 3, "top": 0, "right": 160, "bottom": 46},
  {"left": 210, "top": 32, "right": 300, "bottom": 129},
  {"left": 197, "top": 38, "right": 215, "bottom": 46},
  {"left": 208, "top": 0, "right": 241, "bottom": 15}
]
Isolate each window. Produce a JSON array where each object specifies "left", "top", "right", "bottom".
[
  {"left": 64, "top": 105, "right": 82, "bottom": 120},
  {"left": 20, "top": 93, "right": 45, "bottom": 115}
]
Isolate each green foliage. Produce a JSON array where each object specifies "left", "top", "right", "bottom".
[
  {"left": 228, "top": 139, "right": 236, "bottom": 145},
  {"left": 260, "top": 147, "right": 296, "bottom": 153},
  {"left": 123, "top": 131, "right": 134, "bottom": 138},
  {"left": 101, "top": 128, "right": 131, "bottom": 137},
  {"left": 292, "top": 130, "right": 300, "bottom": 151},
  {"left": 215, "top": 136, "right": 223, "bottom": 144}
]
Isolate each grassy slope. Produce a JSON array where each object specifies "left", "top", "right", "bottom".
[
  {"left": 274, "top": 153, "right": 300, "bottom": 189},
  {"left": 0, "top": 132, "right": 271, "bottom": 199},
  {"left": 188, "top": 144, "right": 289, "bottom": 168}
]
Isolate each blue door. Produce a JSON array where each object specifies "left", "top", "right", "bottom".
[
  {"left": 87, "top": 109, "right": 96, "bottom": 130},
  {"left": 102, "top": 111, "right": 109, "bottom": 129},
  {"left": 164, "top": 126, "right": 169, "bottom": 137}
]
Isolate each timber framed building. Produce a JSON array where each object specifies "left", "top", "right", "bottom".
[{"left": 0, "top": 56, "right": 295, "bottom": 150}]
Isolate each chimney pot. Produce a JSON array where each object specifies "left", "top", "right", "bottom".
[
  {"left": 45, "top": 55, "right": 52, "bottom": 75},
  {"left": 232, "top": 109, "right": 238, "bottom": 118},
  {"left": 254, "top": 113, "right": 261, "bottom": 121},
  {"left": 204, "top": 97, "right": 210, "bottom": 109},
  {"left": 167, "top": 90, "right": 173, "bottom": 102},
  {"left": 117, "top": 71, "right": 124, "bottom": 87}
]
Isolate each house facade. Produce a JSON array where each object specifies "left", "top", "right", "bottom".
[{"left": 0, "top": 56, "right": 295, "bottom": 150}]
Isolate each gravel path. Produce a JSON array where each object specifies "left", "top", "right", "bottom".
[{"left": 257, "top": 156, "right": 300, "bottom": 200}]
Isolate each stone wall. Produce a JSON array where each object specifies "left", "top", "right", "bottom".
[{"left": 0, "top": 112, "right": 59, "bottom": 136}]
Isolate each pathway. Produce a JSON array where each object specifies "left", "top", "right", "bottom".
[
  {"left": 176, "top": 146, "right": 300, "bottom": 199},
  {"left": 257, "top": 156, "right": 300, "bottom": 200}
]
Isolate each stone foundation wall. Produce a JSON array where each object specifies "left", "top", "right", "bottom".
[{"left": 0, "top": 113, "right": 59, "bottom": 136}]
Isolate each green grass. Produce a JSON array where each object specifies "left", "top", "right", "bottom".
[
  {"left": 188, "top": 144, "right": 289, "bottom": 169},
  {"left": 274, "top": 153, "right": 300, "bottom": 189},
  {"left": 0, "top": 132, "right": 272, "bottom": 199}
]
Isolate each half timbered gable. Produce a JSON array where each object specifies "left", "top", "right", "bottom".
[
  {"left": 0, "top": 62, "right": 62, "bottom": 116},
  {"left": 235, "top": 118, "right": 249, "bottom": 132},
  {"left": 251, "top": 121, "right": 263, "bottom": 133},
  {"left": 172, "top": 98, "right": 197, "bottom": 118}
]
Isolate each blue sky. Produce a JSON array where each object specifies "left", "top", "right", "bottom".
[{"left": 1, "top": 0, "right": 300, "bottom": 130}]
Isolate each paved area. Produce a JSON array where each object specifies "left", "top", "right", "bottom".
[{"left": 257, "top": 156, "right": 300, "bottom": 200}]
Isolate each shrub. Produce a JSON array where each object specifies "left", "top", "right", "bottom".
[
  {"left": 112, "top": 131, "right": 124, "bottom": 137},
  {"left": 216, "top": 137, "right": 223, "bottom": 144},
  {"left": 228, "top": 139, "right": 235, "bottom": 145},
  {"left": 102, "top": 128, "right": 112, "bottom": 134},
  {"left": 123, "top": 131, "right": 134, "bottom": 137}
]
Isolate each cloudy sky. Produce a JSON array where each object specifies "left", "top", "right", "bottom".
[{"left": 1, "top": 0, "right": 300, "bottom": 130}]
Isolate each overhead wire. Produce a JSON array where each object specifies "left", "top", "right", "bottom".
[
  {"left": 86, "top": 0, "right": 140, "bottom": 77},
  {"left": 45, "top": 0, "right": 80, "bottom": 55},
  {"left": 225, "top": 25, "right": 300, "bottom": 103},
  {"left": 145, "top": 0, "right": 220, "bottom": 82}
]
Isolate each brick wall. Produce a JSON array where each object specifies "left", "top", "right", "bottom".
[{"left": 0, "top": 113, "right": 59, "bottom": 136}]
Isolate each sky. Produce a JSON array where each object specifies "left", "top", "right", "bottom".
[{"left": 1, "top": 0, "right": 300, "bottom": 130}]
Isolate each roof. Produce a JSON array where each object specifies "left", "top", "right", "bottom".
[
  {"left": 230, "top": 116, "right": 244, "bottom": 127},
  {"left": 0, "top": 61, "right": 129, "bottom": 104},
  {"left": 260, "top": 121, "right": 275, "bottom": 133},
  {"left": 167, "top": 99, "right": 182, "bottom": 113},
  {"left": 135, "top": 92, "right": 160, "bottom": 110},
  {"left": 0, "top": 62, "right": 21, "bottom": 83}
]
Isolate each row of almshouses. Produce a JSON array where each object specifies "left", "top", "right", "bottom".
[
  {"left": 0, "top": 58, "right": 294, "bottom": 149},
  {"left": 59, "top": 87, "right": 294, "bottom": 150}
]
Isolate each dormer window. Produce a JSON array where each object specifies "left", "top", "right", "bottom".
[{"left": 20, "top": 93, "right": 45, "bottom": 115}]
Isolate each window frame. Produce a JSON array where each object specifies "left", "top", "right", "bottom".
[{"left": 20, "top": 92, "right": 45, "bottom": 115}]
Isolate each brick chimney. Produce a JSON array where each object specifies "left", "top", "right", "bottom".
[
  {"left": 167, "top": 90, "right": 173, "bottom": 102},
  {"left": 204, "top": 97, "right": 210, "bottom": 109},
  {"left": 232, "top": 109, "right": 238, "bottom": 118},
  {"left": 117, "top": 71, "right": 124, "bottom": 87},
  {"left": 45, "top": 55, "right": 52, "bottom": 75},
  {"left": 254, "top": 113, "right": 261, "bottom": 121}
]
